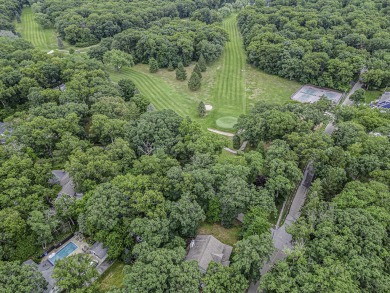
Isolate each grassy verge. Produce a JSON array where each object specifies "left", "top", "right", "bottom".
[
  {"left": 97, "top": 261, "right": 125, "bottom": 292},
  {"left": 197, "top": 222, "right": 240, "bottom": 246}
]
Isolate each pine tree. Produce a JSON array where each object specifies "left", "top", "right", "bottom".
[
  {"left": 198, "top": 101, "right": 206, "bottom": 117},
  {"left": 176, "top": 62, "right": 187, "bottom": 81},
  {"left": 193, "top": 63, "right": 202, "bottom": 78},
  {"left": 198, "top": 53, "right": 207, "bottom": 72},
  {"left": 149, "top": 57, "right": 158, "bottom": 73},
  {"left": 188, "top": 72, "right": 201, "bottom": 91},
  {"left": 167, "top": 61, "right": 174, "bottom": 71}
]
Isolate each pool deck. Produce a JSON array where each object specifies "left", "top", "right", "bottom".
[
  {"left": 38, "top": 235, "right": 112, "bottom": 293},
  {"left": 41, "top": 237, "right": 86, "bottom": 264}
]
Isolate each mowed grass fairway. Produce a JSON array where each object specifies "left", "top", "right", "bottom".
[
  {"left": 15, "top": 7, "right": 58, "bottom": 51},
  {"left": 110, "top": 15, "right": 301, "bottom": 129},
  {"left": 16, "top": 8, "right": 301, "bottom": 130},
  {"left": 109, "top": 67, "right": 197, "bottom": 118}
]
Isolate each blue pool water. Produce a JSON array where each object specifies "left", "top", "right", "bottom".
[{"left": 49, "top": 242, "right": 78, "bottom": 265}]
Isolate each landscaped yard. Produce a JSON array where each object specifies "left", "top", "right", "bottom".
[
  {"left": 97, "top": 261, "right": 125, "bottom": 292},
  {"left": 197, "top": 222, "right": 241, "bottom": 247}
]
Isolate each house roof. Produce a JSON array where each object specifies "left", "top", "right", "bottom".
[
  {"left": 89, "top": 242, "right": 108, "bottom": 260},
  {"left": 22, "top": 259, "right": 38, "bottom": 267},
  {"left": 377, "top": 92, "right": 390, "bottom": 109},
  {"left": 186, "top": 235, "right": 232, "bottom": 272},
  {"left": 236, "top": 213, "right": 244, "bottom": 223},
  {"left": 51, "top": 170, "right": 75, "bottom": 197}
]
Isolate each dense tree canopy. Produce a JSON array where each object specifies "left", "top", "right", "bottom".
[
  {"left": 1, "top": 1, "right": 389, "bottom": 292},
  {"left": 238, "top": 0, "right": 390, "bottom": 90},
  {"left": 32, "top": 0, "right": 231, "bottom": 52},
  {"left": 0, "top": 261, "right": 47, "bottom": 293}
]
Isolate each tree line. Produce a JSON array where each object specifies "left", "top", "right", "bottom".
[
  {"left": 238, "top": 0, "right": 390, "bottom": 90},
  {"left": 88, "top": 19, "right": 229, "bottom": 68},
  {"left": 0, "top": 0, "right": 24, "bottom": 33},
  {"left": 30, "top": 0, "right": 236, "bottom": 46}
]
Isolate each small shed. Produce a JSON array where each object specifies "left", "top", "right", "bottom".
[{"left": 186, "top": 235, "right": 232, "bottom": 273}]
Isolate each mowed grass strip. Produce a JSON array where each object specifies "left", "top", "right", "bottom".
[
  {"left": 15, "top": 7, "right": 57, "bottom": 51},
  {"left": 213, "top": 15, "right": 246, "bottom": 115},
  {"left": 109, "top": 67, "right": 196, "bottom": 117}
]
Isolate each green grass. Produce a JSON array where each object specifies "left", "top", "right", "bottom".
[
  {"left": 17, "top": 9, "right": 301, "bottom": 130},
  {"left": 216, "top": 116, "right": 238, "bottom": 129},
  {"left": 198, "top": 222, "right": 240, "bottom": 246},
  {"left": 365, "top": 90, "right": 383, "bottom": 103},
  {"left": 16, "top": 7, "right": 96, "bottom": 53},
  {"left": 109, "top": 67, "right": 197, "bottom": 118},
  {"left": 15, "top": 7, "right": 58, "bottom": 51},
  {"left": 97, "top": 261, "right": 125, "bottom": 292},
  {"left": 108, "top": 15, "right": 301, "bottom": 130}
]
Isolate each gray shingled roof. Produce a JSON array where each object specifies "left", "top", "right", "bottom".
[
  {"left": 51, "top": 170, "right": 75, "bottom": 197},
  {"left": 186, "top": 235, "right": 232, "bottom": 272},
  {"left": 378, "top": 92, "right": 390, "bottom": 103},
  {"left": 22, "top": 259, "right": 38, "bottom": 267},
  {"left": 89, "top": 242, "right": 108, "bottom": 260}
]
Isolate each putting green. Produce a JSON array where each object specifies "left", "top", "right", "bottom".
[{"left": 216, "top": 116, "right": 238, "bottom": 129}]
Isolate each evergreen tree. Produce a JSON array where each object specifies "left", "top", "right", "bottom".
[
  {"left": 149, "top": 57, "right": 158, "bottom": 73},
  {"left": 188, "top": 72, "right": 201, "bottom": 91},
  {"left": 198, "top": 101, "right": 206, "bottom": 117},
  {"left": 167, "top": 61, "right": 174, "bottom": 71},
  {"left": 198, "top": 53, "right": 207, "bottom": 72},
  {"left": 176, "top": 62, "right": 187, "bottom": 81},
  {"left": 193, "top": 63, "right": 202, "bottom": 78}
]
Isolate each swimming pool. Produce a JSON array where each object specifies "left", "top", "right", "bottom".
[{"left": 48, "top": 242, "right": 78, "bottom": 265}]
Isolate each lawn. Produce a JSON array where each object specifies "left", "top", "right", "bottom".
[
  {"left": 365, "top": 90, "right": 383, "bottom": 103},
  {"left": 108, "top": 14, "right": 301, "bottom": 130},
  {"left": 15, "top": 7, "right": 58, "bottom": 51},
  {"left": 97, "top": 261, "right": 125, "bottom": 292},
  {"left": 197, "top": 222, "right": 240, "bottom": 246}
]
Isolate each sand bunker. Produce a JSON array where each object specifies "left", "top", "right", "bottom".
[{"left": 205, "top": 104, "right": 213, "bottom": 111}]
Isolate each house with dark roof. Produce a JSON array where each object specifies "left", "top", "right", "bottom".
[
  {"left": 185, "top": 235, "right": 232, "bottom": 273},
  {"left": 23, "top": 259, "right": 54, "bottom": 293}
]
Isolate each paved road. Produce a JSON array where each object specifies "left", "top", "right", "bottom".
[
  {"left": 342, "top": 81, "right": 363, "bottom": 106},
  {"left": 248, "top": 81, "right": 363, "bottom": 293}
]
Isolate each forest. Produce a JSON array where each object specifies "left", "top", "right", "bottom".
[
  {"left": 0, "top": 0, "right": 389, "bottom": 293},
  {"left": 238, "top": 0, "right": 390, "bottom": 90}
]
